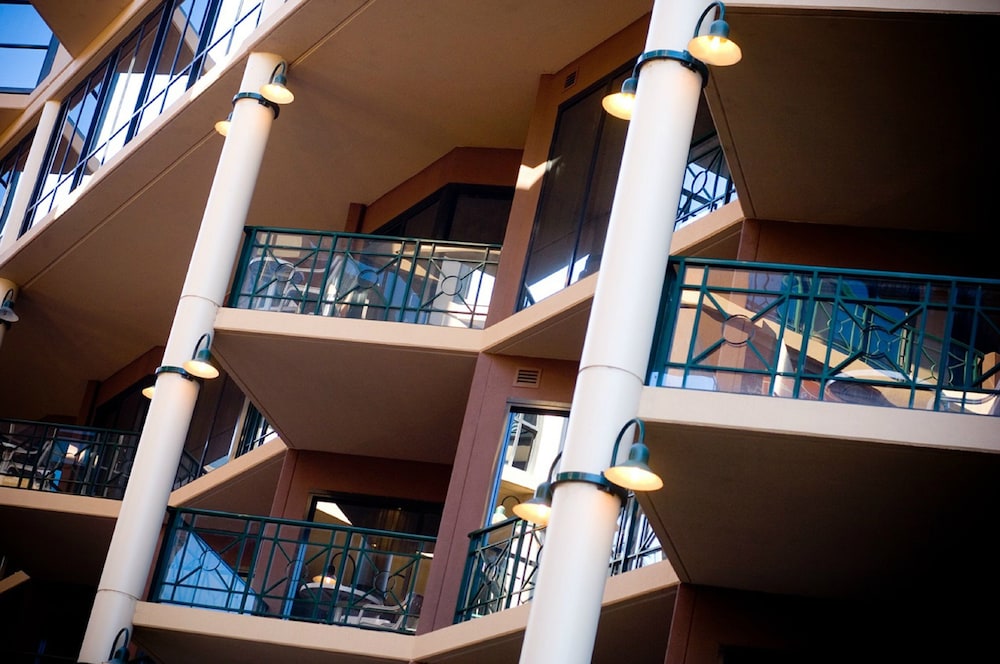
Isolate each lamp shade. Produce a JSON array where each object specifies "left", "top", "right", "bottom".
[
  {"left": 0, "top": 289, "right": 17, "bottom": 323},
  {"left": 605, "top": 442, "right": 663, "bottom": 492},
  {"left": 601, "top": 76, "right": 638, "bottom": 120},
  {"left": 512, "top": 481, "right": 554, "bottom": 526},
  {"left": 184, "top": 348, "right": 220, "bottom": 379},
  {"left": 214, "top": 115, "right": 231, "bottom": 136},
  {"left": 141, "top": 385, "right": 156, "bottom": 399},
  {"left": 312, "top": 574, "right": 337, "bottom": 587},
  {"left": 260, "top": 62, "right": 294, "bottom": 104},
  {"left": 0, "top": 303, "right": 17, "bottom": 323},
  {"left": 688, "top": 19, "right": 742, "bottom": 66},
  {"left": 260, "top": 80, "right": 294, "bottom": 105}
]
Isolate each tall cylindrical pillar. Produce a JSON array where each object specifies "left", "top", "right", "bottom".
[
  {"left": 78, "top": 51, "right": 288, "bottom": 663},
  {"left": 518, "top": 1, "right": 706, "bottom": 662},
  {"left": 0, "top": 99, "right": 62, "bottom": 252}
]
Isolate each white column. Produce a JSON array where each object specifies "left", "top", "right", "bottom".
[
  {"left": 0, "top": 100, "right": 62, "bottom": 253},
  {"left": 0, "top": 277, "right": 17, "bottom": 350},
  {"left": 517, "top": 1, "right": 705, "bottom": 662},
  {"left": 78, "top": 51, "right": 287, "bottom": 664}
]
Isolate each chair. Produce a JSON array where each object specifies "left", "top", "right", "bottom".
[{"left": 355, "top": 591, "right": 423, "bottom": 631}]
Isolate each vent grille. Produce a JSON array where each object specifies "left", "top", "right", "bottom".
[
  {"left": 514, "top": 367, "right": 541, "bottom": 387},
  {"left": 563, "top": 70, "right": 577, "bottom": 89}
]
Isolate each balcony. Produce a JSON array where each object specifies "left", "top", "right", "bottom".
[
  {"left": 455, "top": 493, "right": 663, "bottom": 622},
  {"left": 0, "top": 418, "right": 200, "bottom": 497},
  {"left": 150, "top": 508, "right": 434, "bottom": 633},
  {"left": 630, "top": 258, "right": 1000, "bottom": 602},
  {"left": 229, "top": 228, "right": 501, "bottom": 330},
  {"left": 649, "top": 258, "right": 1000, "bottom": 416}
]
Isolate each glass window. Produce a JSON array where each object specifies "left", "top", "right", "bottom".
[
  {"left": 375, "top": 183, "right": 512, "bottom": 245},
  {"left": 0, "top": 1, "right": 58, "bottom": 93},
  {"left": 519, "top": 65, "right": 631, "bottom": 308},
  {"left": 488, "top": 407, "right": 568, "bottom": 524},
  {"left": 518, "top": 61, "right": 732, "bottom": 311}
]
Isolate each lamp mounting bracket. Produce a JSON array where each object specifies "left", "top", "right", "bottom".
[
  {"left": 553, "top": 471, "right": 627, "bottom": 502},
  {"left": 154, "top": 365, "right": 198, "bottom": 382},
  {"left": 231, "top": 92, "right": 280, "bottom": 118},
  {"left": 635, "top": 49, "right": 709, "bottom": 87}
]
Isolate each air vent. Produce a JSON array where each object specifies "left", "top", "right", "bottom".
[
  {"left": 514, "top": 367, "right": 541, "bottom": 388},
  {"left": 563, "top": 70, "right": 577, "bottom": 89}
]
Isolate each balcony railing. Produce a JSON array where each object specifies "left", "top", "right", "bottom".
[
  {"left": 229, "top": 227, "right": 501, "bottom": 329},
  {"left": 150, "top": 508, "right": 434, "bottom": 633},
  {"left": 675, "top": 132, "right": 736, "bottom": 229},
  {"left": 234, "top": 402, "right": 276, "bottom": 458},
  {"left": 649, "top": 258, "right": 1000, "bottom": 415},
  {"left": 0, "top": 418, "right": 200, "bottom": 497},
  {"left": 22, "top": 0, "right": 276, "bottom": 232},
  {"left": 454, "top": 493, "right": 663, "bottom": 622}
]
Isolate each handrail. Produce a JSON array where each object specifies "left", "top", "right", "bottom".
[
  {"left": 648, "top": 257, "right": 1000, "bottom": 415},
  {"left": 0, "top": 417, "right": 203, "bottom": 496},
  {"left": 0, "top": 418, "right": 140, "bottom": 498},
  {"left": 229, "top": 227, "right": 501, "bottom": 330},
  {"left": 454, "top": 492, "right": 663, "bottom": 622},
  {"left": 150, "top": 507, "right": 435, "bottom": 633}
]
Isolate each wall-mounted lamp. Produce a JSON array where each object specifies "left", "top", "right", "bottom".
[
  {"left": 182, "top": 333, "right": 220, "bottom": 380},
  {"left": 107, "top": 627, "right": 130, "bottom": 664},
  {"left": 0, "top": 289, "right": 18, "bottom": 323},
  {"left": 604, "top": 418, "right": 663, "bottom": 492},
  {"left": 512, "top": 418, "right": 663, "bottom": 526},
  {"left": 512, "top": 453, "right": 561, "bottom": 526},
  {"left": 141, "top": 365, "right": 196, "bottom": 400},
  {"left": 688, "top": 1, "right": 742, "bottom": 67},
  {"left": 214, "top": 112, "right": 232, "bottom": 137},
  {"left": 602, "top": 1, "right": 740, "bottom": 121},
  {"left": 260, "top": 60, "right": 294, "bottom": 105}
]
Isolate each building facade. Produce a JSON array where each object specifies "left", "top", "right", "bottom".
[{"left": 0, "top": 1, "right": 997, "bottom": 662}]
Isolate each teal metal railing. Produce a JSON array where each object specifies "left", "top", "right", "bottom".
[
  {"left": 0, "top": 418, "right": 200, "bottom": 497},
  {"left": 455, "top": 517, "right": 543, "bottom": 621},
  {"left": 609, "top": 493, "right": 664, "bottom": 575},
  {"left": 150, "top": 507, "right": 434, "bottom": 633},
  {"left": 649, "top": 258, "right": 1000, "bottom": 415},
  {"left": 675, "top": 132, "right": 736, "bottom": 228},
  {"left": 235, "top": 402, "right": 275, "bottom": 458},
  {"left": 454, "top": 493, "right": 663, "bottom": 622},
  {"left": 229, "top": 227, "right": 501, "bottom": 330}
]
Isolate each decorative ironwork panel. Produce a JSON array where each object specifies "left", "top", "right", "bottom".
[
  {"left": 151, "top": 508, "right": 434, "bottom": 633},
  {"left": 230, "top": 228, "right": 501, "bottom": 330},
  {"left": 455, "top": 517, "right": 545, "bottom": 622},
  {"left": 0, "top": 418, "right": 131, "bottom": 497},
  {"left": 650, "top": 258, "right": 1000, "bottom": 415},
  {"left": 455, "top": 492, "right": 663, "bottom": 622}
]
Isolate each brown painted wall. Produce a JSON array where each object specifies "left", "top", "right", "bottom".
[
  {"left": 665, "top": 584, "right": 988, "bottom": 664},
  {"left": 738, "top": 219, "right": 999, "bottom": 279},
  {"left": 358, "top": 147, "right": 522, "bottom": 234},
  {"left": 269, "top": 451, "right": 452, "bottom": 522},
  {"left": 417, "top": 353, "right": 578, "bottom": 632}
]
